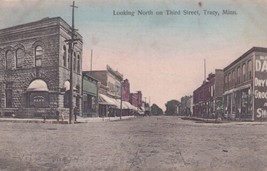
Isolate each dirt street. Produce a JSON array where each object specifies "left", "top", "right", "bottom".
[{"left": 0, "top": 116, "right": 267, "bottom": 171}]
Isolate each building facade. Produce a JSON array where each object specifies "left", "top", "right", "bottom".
[
  {"left": 0, "top": 17, "right": 83, "bottom": 119},
  {"left": 193, "top": 69, "right": 224, "bottom": 118},
  {"left": 82, "top": 72, "right": 99, "bottom": 117},
  {"left": 130, "top": 91, "right": 142, "bottom": 108},
  {"left": 223, "top": 47, "right": 267, "bottom": 121},
  {"left": 122, "top": 79, "right": 130, "bottom": 102},
  {"left": 86, "top": 65, "right": 123, "bottom": 117}
]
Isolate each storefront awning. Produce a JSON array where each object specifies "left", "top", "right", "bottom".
[
  {"left": 223, "top": 84, "right": 251, "bottom": 95},
  {"left": 98, "top": 94, "right": 120, "bottom": 108},
  {"left": 124, "top": 101, "right": 138, "bottom": 111},
  {"left": 27, "top": 79, "right": 49, "bottom": 92}
]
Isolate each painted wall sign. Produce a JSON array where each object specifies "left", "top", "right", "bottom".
[{"left": 254, "top": 55, "right": 267, "bottom": 120}]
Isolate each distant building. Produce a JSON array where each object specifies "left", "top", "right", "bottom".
[
  {"left": 223, "top": 47, "right": 267, "bottom": 121},
  {"left": 193, "top": 69, "right": 224, "bottom": 118},
  {"left": 0, "top": 17, "right": 83, "bottom": 119},
  {"left": 179, "top": 95, "right": 192, "bottom": 116},
  {"left": 122, "top": 79, "right": 130, "bottom": 102},
  {"left": 130, "top": 91, "right": 142, "bottom": 108}
]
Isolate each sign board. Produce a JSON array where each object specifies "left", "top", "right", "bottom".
[{"left": 254, "top": 55, "right": 267, "bottom": 121}]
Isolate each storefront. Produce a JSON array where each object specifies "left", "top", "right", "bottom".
[
  {"left": 82, "top": 73, "right": 98, "bottom": 117},
  {"left": 223, "top": 84, "right": 252, "bottom": 120}
]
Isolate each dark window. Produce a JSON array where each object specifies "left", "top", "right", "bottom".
[
  {"left": 248, "top": 60, "right": 252, "bottom": 80},
  {"left": 242, "top": 63, "right": 246, "bottom": 82},
  {"left": 35, "top": 46, "right": 43, "bottom": 67},
  {"left": 16, "top": 48, "right": 24, "bottom": 68},
  {"left": 6, "top": 50, "right": 13, "bottom": 70},
  {"left": 77, "top": 54, "right": 80, "bottom": 73},
  {"left": 237, "top": 66, "right": 241, "bottom": 84},
  {"left": 68, "top": 45, "right": 71, "bottom": 69},
  {"left": 63, "top": 45, "right": 67, "bottom": 67},
  {"left": 73, "top": 52, "right": 76, "bottom": 72}
]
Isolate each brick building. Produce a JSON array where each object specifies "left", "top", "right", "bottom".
[
  {"left": 122, "top": 79, "right": 130, "bottom": 102},
  {"left": 193, "top": 69, "right": 224, "bottom": 118},
  {"left": 223, "top": 47, "right": 267, "bottom": 121},
  {"left": 130, "top": 91, "right": 142, "bottom": 109},
  {"left": 0, "top": 17, "right": 83, "bottom": 119},
  {"left": 85, "top": 65, "right": 123, "bottom": 117}
]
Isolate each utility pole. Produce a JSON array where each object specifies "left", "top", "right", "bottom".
[
  {"left": 65, "top": 1, "right": 79, "bottom": 124},
  {"left": 90, "top": 49, "right": 93, "bottom": 72}
]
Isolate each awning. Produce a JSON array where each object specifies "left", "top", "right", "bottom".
[
  {"left": 27, "top": 79, "right": 49, "bottom": 92},
  {"left": 124, "top": 101, "right": 138, "bottom": 111},
  {"left": 115, "top": 99, "right": 129, "bottom": 109},
  {"left": 98, "top": 94, "right": 120, "bottom": 108},
  {"left": 223, "top": 84, "right": 251, "bottom": 95}
]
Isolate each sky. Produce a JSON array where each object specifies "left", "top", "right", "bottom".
[{"left": 1, "top": 0, "right": 267, "bottom": 110}]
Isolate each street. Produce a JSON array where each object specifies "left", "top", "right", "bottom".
[{"left": 0, "top": 116, "right": 267, "bottom": 171}]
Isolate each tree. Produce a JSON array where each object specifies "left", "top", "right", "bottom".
[
  {"left": 151, "top": 104, "right": 163, "bottom": 115},
  {"left": 165, "top": 100, "right": 180, "bottom": 116}
]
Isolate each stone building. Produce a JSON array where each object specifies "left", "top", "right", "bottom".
[
  {"left": 193, "top": 69, "right": 224, "bottom": 118},
  {"left": 0, "top": 17, "right": 83, "bottom": 119},
  {"left": 223, "top": 47, "right": 267, "bottom": 121}
]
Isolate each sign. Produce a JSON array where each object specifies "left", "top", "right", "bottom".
[{"left": 254, "top": 55, "right": 267, "bottom": 120}]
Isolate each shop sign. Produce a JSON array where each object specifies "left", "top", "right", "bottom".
[{"left": 254, "top": 55, "right": 267, "bottom": 120}]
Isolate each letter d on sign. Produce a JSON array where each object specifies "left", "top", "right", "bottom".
[{"left": 256, "top": 60, "right": 262, "bottom": 72}]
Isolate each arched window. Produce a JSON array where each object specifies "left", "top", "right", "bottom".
[
  {"left": 68, "top": 45, "right": 71, "bottom": 69},
  {"left": 6, "top": 50, "right": 13, "bottom": 70},
  {"left": 63, "top": 45, "right": 67, "bottom": 67},
  {"left": 237, "top": 66, "right": 241, "bottom": 84},
  {"left": 73, "top": 52, "right": 76, "bottom": 71},
  {"left": 242, "top": 63, "right": 246, "bottom": 82},
  {"left": 77, "top": 54, "right": 80, "bottom": 73},
  {"left": 248, "top": 60, "right": 252, "bottom": 79},
  {"left": 35, "top": 46, "right": 43, "bottom": 67},
  {"left": 16, "top": 48, "right": 24, "bottom": 68}
]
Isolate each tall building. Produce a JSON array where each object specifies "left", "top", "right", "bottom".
[
  {"left": 223, "top": 47, "right": 267, "bottom": 121},
  {"left": 0, "top": 17, "right": 83, "bottom": 119}
]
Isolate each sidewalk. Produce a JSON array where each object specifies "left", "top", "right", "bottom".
[
  {"left": 0, "top": 116, "right": 136, "bottom": 124},
  {"left": 181, "top": 116, "right": 267, "bottom": 125}
]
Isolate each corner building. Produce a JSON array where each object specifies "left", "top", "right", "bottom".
[
  {"left": 223, "top": 47, "right": 267, "bottom": 121},
  {"left": 0, "top": 17, "right": 83, "bottom": 119}
]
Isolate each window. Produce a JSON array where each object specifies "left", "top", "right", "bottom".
[
  {"left": 248, "top": 60, "right": 252, "bottom": 80},
  {"left": 68, "top": 45, "right": 71, "bottom": 69},
  {"left": 237, "top": 66, "right": 241, "bottom": 84},
  {"left": 229, "top": 72, "right": 232, "bottom": 87},
  {"left": 73, "top": 52, "right": 76, "bottom": 71},
  {"left": 35, "top": 46, "right": 43, "bottom": 67},
  {"left": 63, "top": 45, "right": 67, "bottom": 67},
  {"left": 232, "top": 70, "right": 236, "bottom": 85},
  {"left": 6, "top": 50, "right": 13, "bottom": 70},
  {"left": 242, "top": 63, "right": 246, "bottom": 82},
  {"left": 16, "top": 48, "right": 24, "bottom": 68},
  {"left": 6, "top": 83, "right": 12, "bottom": 108},
  {"left": 77, "top": 54, "right": 80, "bottom": 73}
]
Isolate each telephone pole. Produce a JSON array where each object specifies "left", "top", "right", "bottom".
[{"left": 66, "top": 1, "right": 79, "bottom": 124}]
